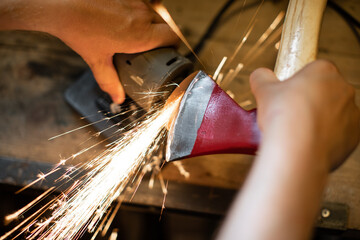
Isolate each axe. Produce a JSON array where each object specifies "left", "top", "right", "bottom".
[{"left": 165, "top": 0, "right": 327, "bottom": 162}]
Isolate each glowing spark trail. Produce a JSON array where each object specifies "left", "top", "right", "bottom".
[
  {"left": 43, "top": 102, "right": 178, "bottom": 239},
  {"left": 220, "top": 63, "right": 244, "bottom": 89},
  {"left": 214, "top": 12, "right": 283, "bottom": 90},
  {"left": 153, "top": 3, "right": 205, "bottom": 68},
  {"left": 16, "top": 169, "right": 60, "bottom": 194},
  {"left": 4, "top": 187, "right": 55, "bottom": 225},
  {"left": 1, "top": 98, "right": 181, "bottom": 240},
  {"left": 228, "top": 0, "right": 264, "bottom": 65},
  {"left": 245, "top": 24, "right": 283, "bottom": 66},
  {"left": 214, "top": 56, "right": 228, "bottom": 81},
  {"left": 242, "top": 11, "right": 284, "bottom": 62},
  {"left": 1, "top": 3, "right": 285, "bottom": 239}
]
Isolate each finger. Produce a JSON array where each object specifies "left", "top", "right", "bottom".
[
  {"left": 295, "top": 59, "right": 340, "bottom": 82},
  {"left": 89, "top": 57, "right": 126, "bottom": 104},
  {"left": 306, "top": 59, "right": 339, "bottom": 74},
  {"left": 249, "top": 68, "right": 279, "bottom": 95}
]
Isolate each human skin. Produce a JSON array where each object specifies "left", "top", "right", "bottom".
[
  {"left": 217, "top": 60, "right": 360, "bottom": 240},
  {"left": 1, "top": 2, "right": 360, "bottom": 239},
  {"left": 0, "top": 0, "right": 178, "bottom": 103}
]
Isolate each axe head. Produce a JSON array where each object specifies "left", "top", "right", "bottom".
[{"left": 165, "top": 71, "right": 260, "bottom": 162}]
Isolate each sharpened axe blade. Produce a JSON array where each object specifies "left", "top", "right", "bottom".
[{"left": 166, "top": 71, "right": 261, "bottom": 162}]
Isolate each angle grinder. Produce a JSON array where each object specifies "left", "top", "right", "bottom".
[
  {"left": 113, "top": 48, "right": 193, "bottom": 111},
  {"left": 65, "top": 48, "right": 194, "bottom": 140}
]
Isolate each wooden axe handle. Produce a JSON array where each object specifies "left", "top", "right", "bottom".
[{"left": 274, "top": 0, "right": 327, "bottom": 81}]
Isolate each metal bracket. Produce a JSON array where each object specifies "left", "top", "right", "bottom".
[{"left": 317, "top": 202, "right": 349, "bottom": 230}]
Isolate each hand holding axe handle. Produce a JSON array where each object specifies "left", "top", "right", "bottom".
[{"left": 166, "top": 0, "right": 327, "bottom": 162}]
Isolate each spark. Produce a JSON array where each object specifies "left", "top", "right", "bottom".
[
  {"left": 1, "top": 2, "right": 285, "bottom": 239},
  {"left": 242, "top": 11, "right": 284, "bottom": 62},
  {"left": 228, "top": 0, "right": 264, "bottom": 65},
  {"left": 158, "top": 173, "right": 167, "bottom": 195},
  {"left": 37, "top": 172, "right": 46, "bottom": 180},
  {"left": 100, "top": 201, "right": 122, "bottom": 237},
  {"left": 159, "top": 180, "right": 169, "bottom": 221},
  {"left": 214, "top": 56, "right": 228, "bottom": 81},
  {"left": 0, "top": 198, "right": 57, "bottom": 240},
  {"left": 234, "top": 0, "right": 248, "bottom": 29},
  {"left": 214, "top": 12, "right": 283, "bottom": 91},
  {"left": 217, "top": 73, "right": 224, "bottom": 84},
  {"left": 239, "top": 99, "right": 253, "bottom": 108},
  {"left": 58, "top": 158, "right": 66, "bottom": 166},
  {"left": 15, "top": 168, "right": 60, "bottom": 194},
  {"left": 226, "top": 90, "right": 235, "bottom": 99},
  {"left": 4, "top": 187, "right": 55, "bottom": 225},
  {"left": 48, "top": 96, "right": 151, "bottom": 141},
  {"left": 153, "top": 3, "right": 205, "bottom": 68},
  {"left": 48, "top": 120, "right": 106, "bottom": 140},
  {"left": 274, "top": 40, "right": 280, "bottom": 50},
  {"left": 219, "top": 63, "right": 244, "bottom": 88},
  {"left": 108, "top": 229, "right": 119, "bottom": 240},
  {"left": 245, "top": 24, "right": 283, "bottom": 66},
  {"left": 1, "top": 97, "right": 182, "bottom": 240},
  {"left": 149, "top": 171, "right": 156, "bottom": 189},
  {"left": 90, "top": 204, "right": 113, "bottom": 240},
  {"left": 227, "top": 23, "right": 256, "bottom": 68},
  {"left": 172, "top": 161, "right": 190, "bottom": 179}
]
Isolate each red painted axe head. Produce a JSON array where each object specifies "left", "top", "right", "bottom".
[{"left": 165, "top": 71, "right": 261, "bottom": 162}]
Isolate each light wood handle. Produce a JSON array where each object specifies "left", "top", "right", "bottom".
[{"left": 274, "top": 0, "right": 327, "bottom": 81}]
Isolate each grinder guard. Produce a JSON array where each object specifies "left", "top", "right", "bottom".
[{"left": 114, "top": 48, "right": 193, "bottom": 111}]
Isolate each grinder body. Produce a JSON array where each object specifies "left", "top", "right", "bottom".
[
  {"left": 114, "top": 48, "right": 193, "bottom": 111},
  {"left": 64, "top": 48, "right": 193, "bottom": 141}
]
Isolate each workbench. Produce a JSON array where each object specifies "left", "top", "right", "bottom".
[{"left": 0, "top": 0, "right": 359, "bottom": 236}]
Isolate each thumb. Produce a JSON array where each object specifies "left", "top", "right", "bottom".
[
  {"left": 249, "top": 68, "right": 280, "bottom": 131},
  {"left": 249, "top": 68, "right": 279, "bottom": 96},
  {"left": 89, "top": 56, "right": 125, "bottom": 104}
]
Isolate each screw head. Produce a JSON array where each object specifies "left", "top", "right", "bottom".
[{"left": 321, "top": 208, "right": 331, "bottom": 218}]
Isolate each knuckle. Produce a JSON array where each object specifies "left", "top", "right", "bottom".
[
  {"left": 131, "top": 1, "right": 149, "bottom": 10},
  {"left": 250, "top": 68, "right": 270, "bottom": 80},
  {"left": 341, "top": 80, "right": 356, "bottom": 100},
  {"left": 87, "top": 56, "right": 109, "bottom": 70},
  {"left": 129, "top": 1, "right": 152, "bottom": 19},
  {"left": 98, "top": 82, "right": 115, "bottom": 92},
  {"left": 249, "top": 70, "right": 260, "bottom": 87},
  {"left": 348, "top": 85, "right": 356, "bottom": 98},
  {"left": 314, "top": 59, "right": 338, "bottom": 74}
]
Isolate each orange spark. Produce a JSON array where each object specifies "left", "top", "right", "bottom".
[{"left": 153, "top": 3, "right": 205, "bottom": 67}]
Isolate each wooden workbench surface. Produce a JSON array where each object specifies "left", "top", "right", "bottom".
[{"left": 0, "top": 0, "right": 359, "bottom": 230}]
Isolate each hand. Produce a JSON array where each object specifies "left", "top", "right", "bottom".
[
  {"left": 250, "top": 60, "right": 360, "bottom": 170},
  {"left": 50, "top": 0, "right": 178, "bottom": 103},
  {"left": 0, "top": 0, "right": 179, "bottom": 103},
  {"left": 217, "top": 60, "right": 360, "bottom": 240}
]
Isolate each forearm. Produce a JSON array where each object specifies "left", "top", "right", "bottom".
[
  {"left": 0, "top": 0, "right": 63, "bottom": 35},
  {"left": 218, "top": 116, "right": 329, "bottom": 240},
  {"left": 0, "top": 0, "right": 179, "bottom": 103},
  {"left": 218, "top": 61, "right": 359, "bottom": 240}
]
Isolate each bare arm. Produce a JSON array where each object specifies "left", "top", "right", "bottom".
[
  {"left": 0, "top": 0, "right": 178, "bottom": 103},
  {"left": 217, "top": 60, "right": 360, "bottom": 240}
]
